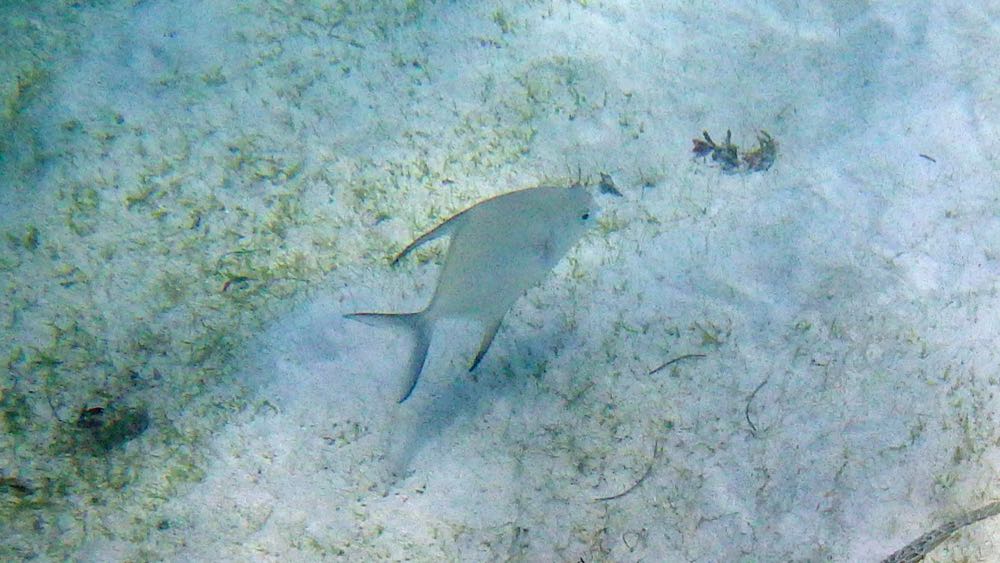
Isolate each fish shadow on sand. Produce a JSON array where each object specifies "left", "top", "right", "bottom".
[{"left": 375, "top": 314, "right": 577, "bottom": 483}]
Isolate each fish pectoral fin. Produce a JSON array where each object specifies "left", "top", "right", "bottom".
[
  {"left": 469, "top": 319, "right": 503, "bottom": 372},
  {"left": 392, "top": 212, "right": 464, "bottom": 266}
]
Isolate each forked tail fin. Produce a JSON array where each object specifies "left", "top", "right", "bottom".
[{"left": 344, "top": 311, "right": 431, "bottom": 403}]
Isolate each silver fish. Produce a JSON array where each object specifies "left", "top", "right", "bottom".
[{"left": 347, "top": 185, "right": 597, "bottom": 402}]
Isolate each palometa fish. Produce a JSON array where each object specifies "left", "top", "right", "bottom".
[{"left": 347, "top": 185, "right": 597, "bottom": 402}]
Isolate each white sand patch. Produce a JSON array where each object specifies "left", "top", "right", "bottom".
[{"left": 7, "top": 0, "right": 998, "bottom": 561}]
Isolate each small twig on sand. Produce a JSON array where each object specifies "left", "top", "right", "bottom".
[
  {"left": 882, "top": 500, "right": 1000, "bottom": 563},
  {"left": 745, "top": 378, "right": 769, "bottom": 437},
  {"left": 649, "top": 354, "right": 706, "bottom": 375},
  {"left": 596, "top": 440, "right": 662, "bottom": 502}
]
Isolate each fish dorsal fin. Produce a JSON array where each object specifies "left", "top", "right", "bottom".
[{"left": 392, "top": 208, "right": 468, "bottom": 266}]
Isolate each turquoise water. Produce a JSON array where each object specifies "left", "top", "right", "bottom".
[{"left": 1, "top": 1, "right": 998, "bottom": 560}]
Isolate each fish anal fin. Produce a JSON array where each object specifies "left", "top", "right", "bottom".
[
  {"left": 344, "top": 311, "right": 432, "bottom": 403},
  {"left": 469, "top": 319, "right": 503, "bottom": 372},
  {"left": 398, "top": 321, "right": 432, "bottom": 403}
]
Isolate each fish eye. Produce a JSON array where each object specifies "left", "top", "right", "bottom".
[{"left": 581, "top": 212, "right": 590, "bottom": 220}]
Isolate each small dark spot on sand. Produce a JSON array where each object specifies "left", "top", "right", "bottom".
[{"left": 76, "top": 405, "right": 150, "bottom": 452}]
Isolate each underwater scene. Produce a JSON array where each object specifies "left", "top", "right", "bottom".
[{"left": 1, "top": 1, "right": 998, "bottom": 561}]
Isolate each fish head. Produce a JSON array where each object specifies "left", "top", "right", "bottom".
[
  {"left": 568, "top": 183, "right": 598, "bottom": 222},
  {"left": 517, "top": 184, "right": 598, "bottom": 268},
  {"left": 553, "top": 183, "right": 598, "bottom": 242}
]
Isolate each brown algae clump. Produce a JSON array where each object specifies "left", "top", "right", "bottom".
[
  {"left": 692, "top": 129, "right": 777, "bottom": 174},
  {"left": 74, "top": 404, "right": 150, "bottom": 452}
]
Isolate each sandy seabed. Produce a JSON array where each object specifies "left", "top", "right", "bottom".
[{"left": 1, "top": 1, "right": 999, "bottom": 561}]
